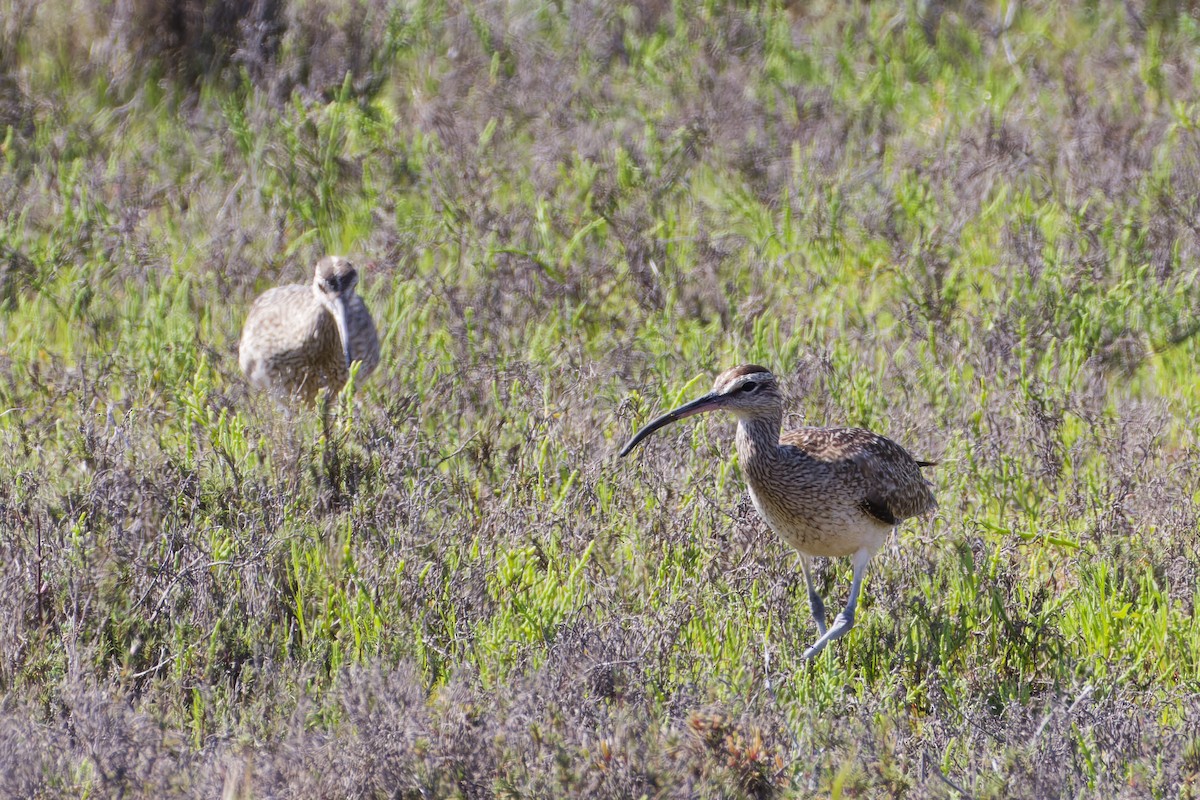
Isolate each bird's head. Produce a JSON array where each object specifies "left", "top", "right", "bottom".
[
  {"left": 619, "top": 364, "right": 781, "bottom": 456},
  {"left": 311, "top": 256, "right": 359, "bottom": 370}
]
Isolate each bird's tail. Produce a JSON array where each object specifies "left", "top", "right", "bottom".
[{"left": 916, "top": 460, "right": 938, "bottom": 468}]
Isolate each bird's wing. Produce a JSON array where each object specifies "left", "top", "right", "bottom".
[
  {"left": 780, "top": 427, "right": 937, "bottom": 524},
  {"left": 345, "top": 294, "right": 381, "bottom": 376}
]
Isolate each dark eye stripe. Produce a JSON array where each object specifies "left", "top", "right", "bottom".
[{"left": 325, "top": 272, "right": 355, "bottom": 292}]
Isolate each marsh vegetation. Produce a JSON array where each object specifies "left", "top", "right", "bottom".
[{"left": 1, "top": 0, "right": 1200, "bottom": 796}]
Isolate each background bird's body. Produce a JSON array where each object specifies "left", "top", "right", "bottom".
[{"left": 239, "top": 257, "right": 380, "bottom": 405}]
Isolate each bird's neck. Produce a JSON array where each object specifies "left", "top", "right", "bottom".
[{"left": 735, "top": 412, "right": 782, "bottom": 464}]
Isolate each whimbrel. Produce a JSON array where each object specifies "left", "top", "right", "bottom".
[
  {"left": 239, "top": 256, "right": 380, "bottom": 404},
  {"left": 620, "top": 365, "right": 937, "bottom": 659}
]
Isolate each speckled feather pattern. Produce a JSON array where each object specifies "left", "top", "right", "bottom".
[
  {"left": 238, "top": 277, "right": 379, "bottom": 404},
  {"left": 737, "top": 419, "right": 936, "bottom": 558},
  {"left": 778, "top": 426, "right": 936, "bottom": 523},
  {"left": 695, "top": 364, "right": 937, "bottom": 559}
]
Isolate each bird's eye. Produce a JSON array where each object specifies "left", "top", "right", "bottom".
[{"left": 739, "top": 382, "right": 759, "bottom": 394}]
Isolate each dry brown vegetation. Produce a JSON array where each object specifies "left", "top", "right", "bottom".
[{"left": 1, "top": 0, "right": 1200, "bottom": 797}]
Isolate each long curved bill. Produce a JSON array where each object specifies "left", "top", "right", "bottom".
[
  {"left": 618, "top": 393, "right": 724, "bottom": 457},
  {"left": 328, "top": 295, "right": 354, "bottom": 372}
]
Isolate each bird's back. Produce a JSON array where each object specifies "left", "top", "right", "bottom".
[{"left": 779, "top": 426, "right": 937, "bottom": 522}]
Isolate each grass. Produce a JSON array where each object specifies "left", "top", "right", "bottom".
[{"left": 2, "top": 0, "right": 1200, "bottom": 796}]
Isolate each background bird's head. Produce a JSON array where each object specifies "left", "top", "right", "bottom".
[{"left": 311, "top": 256, "right": 358, "bottom": 369}]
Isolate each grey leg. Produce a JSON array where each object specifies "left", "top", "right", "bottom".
[
  {"left": 799, "top": 556, "right": 827, "bottom": 635},
  {"left": 802, "top": 547, "right": 872, "bottom": 660}
]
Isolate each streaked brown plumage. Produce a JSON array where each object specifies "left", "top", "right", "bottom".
[
  {"left": 239, "top": 256, "right": 380, "bottom": 405},
  {"left": 620, "top": 364, "right": 937, "bottom": 659}
]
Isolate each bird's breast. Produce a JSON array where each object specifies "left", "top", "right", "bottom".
[{"left": 744, "top": 476, "right": 891, "bottom": 559}]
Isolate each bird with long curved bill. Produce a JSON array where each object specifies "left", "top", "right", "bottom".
[{"left": 619, "top": 364, "right": 937, "bottom": 659}]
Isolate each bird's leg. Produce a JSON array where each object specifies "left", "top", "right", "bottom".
[
  {"left": 799, "top": 556, "right": 827, "bottom": 636},
  {"left": 801, "top": 547, "right": 872, "bottom": 660},
  {"left": 319, "top": 388, "right": 343, "bottom": 505}
]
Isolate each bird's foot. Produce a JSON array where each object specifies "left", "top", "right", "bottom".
[
  {"left": 800, "top": 640, "right": 826, "bottom": 660},
  {"left": 800, "top": 610, "right": 856, "bottom": 660}
]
